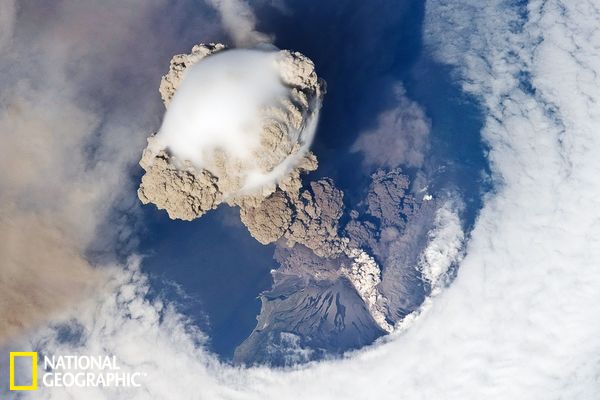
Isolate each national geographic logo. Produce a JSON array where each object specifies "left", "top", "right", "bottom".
[
  {"left": 5, "top": 352, "right": 145, "bottom": 391},
  {"left": 9, "top": 352, "right": 38, "bottom": 391}
]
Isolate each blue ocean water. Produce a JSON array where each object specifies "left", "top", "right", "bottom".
[
  {"left": 139, "top": 206, "right": 276, "bottom": 358},
  {"left": 137, "top": 0, "right": 490, "bottom": 362}
]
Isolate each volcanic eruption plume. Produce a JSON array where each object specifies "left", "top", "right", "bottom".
[{"left": 137, "top": 44, "right": 326, "bottom": 232}]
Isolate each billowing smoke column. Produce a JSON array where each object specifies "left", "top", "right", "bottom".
[{"left": 138, "top": 43, "right": 325, "bottom": 221}]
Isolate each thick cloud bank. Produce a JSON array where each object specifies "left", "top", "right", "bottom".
[{"left": 138, "top": 44, "right": 324, "bottom": 221}]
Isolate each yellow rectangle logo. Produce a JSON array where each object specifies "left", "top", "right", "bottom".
[{"left": 9, "top": 352, "right": 38, "bottom": 391}]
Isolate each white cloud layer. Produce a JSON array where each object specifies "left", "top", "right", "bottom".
[{"left": 14, "top": 0, "right": 600, "bottom": 399}]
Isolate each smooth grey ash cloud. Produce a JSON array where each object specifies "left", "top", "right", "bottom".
[
  {"left": 351, "top": 83, "right": 430, "bottom": 169},
  {"left": 0, "top": 0, "right": 16, "bottom": 50}
]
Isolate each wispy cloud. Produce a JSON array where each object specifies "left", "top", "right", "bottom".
[{"left": 206, "top": 0, "right": 273, "bottom": 47}]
